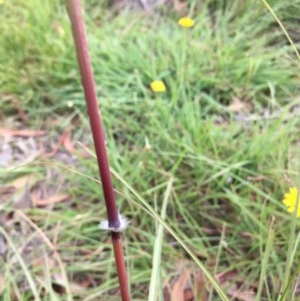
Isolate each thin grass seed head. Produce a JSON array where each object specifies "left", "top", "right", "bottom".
[
  {"left": 282, "top": 187, "right": 300, "bottom": 217},
  {"left": 99, "top": 213, "right": 130, "bottom": 232},
  {"left": 150, "top": 80, "right": 166, "bottom": 92},
  {"left": 178, "top": 17, "right": 195, "bottom": 28}
]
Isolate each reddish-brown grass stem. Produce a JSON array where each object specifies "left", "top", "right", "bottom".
[{"left": 66, "top": 1, "right": 131, "bottom": 300}]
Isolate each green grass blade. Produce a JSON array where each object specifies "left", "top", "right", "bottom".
[
  {"left": 0, "top": 227, "right": 42, "bottom": 301},
  {"left": 256, "top": 217, "right": 275, "bottom": 301},
  {"left": 148, "top": 178, "right": 173, "bottom": 301},
  {"left": 260, "top": 0, "right": 300, "bottom": 60}
]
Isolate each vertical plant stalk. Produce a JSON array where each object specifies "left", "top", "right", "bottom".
[{"left": 66, "top": 1, "right": 131, "bottom": 300}]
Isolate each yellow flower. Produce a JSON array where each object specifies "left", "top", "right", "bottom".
[
  {"left": 282, "top": 187, "right": 300, "bottom": 217},
  {"left": 150, "top": 80, "right": 166, "bottom": 92},
  {"left": 0, "top": 0, "right": 4, "bottom": 4},
  {"left": 178, "top": 17, "right": 195, "bottom": 28}
]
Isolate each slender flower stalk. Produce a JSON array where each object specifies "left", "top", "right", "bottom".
[{"left": 66, "top": 1, "right": 130, "bottom": 300}]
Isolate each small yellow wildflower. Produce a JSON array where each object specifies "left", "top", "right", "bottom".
[
  {"left": 150, "top": 80, "right": 166, "bottom": 92},
  {"left": 282, "top": 187, "right": 300, "bottom": 217},
  {"left": 0, "top": 0, "right": 4, "bottom": 4},
  {"left": 178, "top": 17, "right": 195, "bottom": 28}
]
